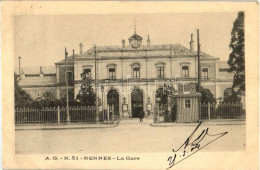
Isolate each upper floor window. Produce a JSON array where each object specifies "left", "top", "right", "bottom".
[
  {"left": 83, "top": 68, "right": 91, "bottom": 79},
  {"left": 155, "top": 62, "right": 165, "bottom": 78},
  {"left": 107, "top": 64, "right": 117, "bottom": 79},
  {"left": 130, "top": 62, "right": 141, "bottom": 79},
  {"left": 202, "top": 68, "right": 208, "bottom": 79},
  {"left": 182, "top": 66, "right": 189, "bottom": 78},
  {"left": 157, "top": 67, "right": 164, "bottom": 78},
  {"left": 133, "top": 67, "right": 140, "bottom": 79},
  {"left": 109, "top": 68, "right": 116, "bottom": 79}
]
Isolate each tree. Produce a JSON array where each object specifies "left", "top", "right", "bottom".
[
  {"left": 14, "top": 73, "right": 32, "bottom": 107},
  {"left": 75, "top": 73, "right": 96, "bottom": 106},
  {"left": 199, "top": 87, "right": 216, "bottom": 103},
  {"left": 228, "top": 12, "right": 245, "bottom": 94}
]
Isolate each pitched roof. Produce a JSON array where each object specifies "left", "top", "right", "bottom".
[
  {"left": 218, "top": 61, "right": 230, "bottom": 69},
  {"left": 18, "top": 76, "right": 56, "bottom": 86},
  {"left": 55, "top": 54, "right": 80, "bottom": 65},
  {"left": 77, "top": 44, "right": 198, "bottom": 59},
  {"left": 128, "top": 33, "right": 143, "bottom": 40},
  {"left": 199, "top": 51, "right": 215, "bottom": 58},
  {"left": 219, "top": 71, "right": 234, "bottom": 80},
  {"left": 14, "top": 66, "right": 56, "bottom": 75}
]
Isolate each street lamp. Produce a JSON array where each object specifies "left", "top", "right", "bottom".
[
  {"left": 155, "top": 97, "right": 161, "bottom": 123},
  {"left": 123, "top": 97, "right": 126, "bottom": 104},
  {"left": 101, "top": 85, "right": 104, "bottom": 122}
]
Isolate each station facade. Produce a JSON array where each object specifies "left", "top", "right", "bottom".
[{"left": 17, "top": 32, "right": 234, "bottom": 117}]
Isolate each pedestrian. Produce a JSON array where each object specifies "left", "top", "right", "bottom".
[{"left": 139, "top": 110, "right": 144, "bottom": 122}]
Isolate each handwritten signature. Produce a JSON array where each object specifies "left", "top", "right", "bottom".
[{"left": 167, "top": 121, "right": 228, "bottom": 169}]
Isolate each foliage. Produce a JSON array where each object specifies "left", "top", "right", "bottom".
[
  {"left": 75, "top": 79, "right": 96, "bottom": 106},
  {"left": 198, "top": 87, "right": 216, "bottom": 103},
  {"left": 28, "top": 98, "right": 63, "bottom": 109},
  {"left": 228, "top": 11, "right": 245, "bottom": 93},
  {"left": 223, "top": 89, "right": 241, "bottom": 103},
  {"left": 14, "top": 73, "right": 33, "bottom": 107}
]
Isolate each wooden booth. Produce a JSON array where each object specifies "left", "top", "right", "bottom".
[{"left": 173, "top": 93, "right": 201, "bottom": 123}]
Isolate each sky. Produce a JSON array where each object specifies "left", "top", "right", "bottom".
[{"left": 14, "top": 12, "right": 238, "bottom": 68}]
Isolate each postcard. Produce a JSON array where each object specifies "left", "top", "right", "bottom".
[{"left": 1, "top": 1, "right": 259, "bottom": 169}]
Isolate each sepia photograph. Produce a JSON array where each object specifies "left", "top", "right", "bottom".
[
  {"left": 14, "top": 12, "right": 246, "bottom": 154},
  {"left": 2, "top": 1, "right": 259, "bottom": 170}
]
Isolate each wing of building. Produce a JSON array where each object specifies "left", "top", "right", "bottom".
[{"left": 17, "top": 32, "right": 234, "bottom": 117}]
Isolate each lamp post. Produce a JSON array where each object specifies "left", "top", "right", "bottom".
[
  {"left": 101, "top": 85, "right": 104, "bottom": 121},
  {"left": 94, "top": 45, "right": 99, "bottom": 123},
  {"left": 18, "top": 56, "right": 21, "bottom": 79},
  {"left": 155, "top": 97, "right": 161, "bottom": 123},
  {"left": 65, "top": 47, "right": 70, "bottom": 123}
]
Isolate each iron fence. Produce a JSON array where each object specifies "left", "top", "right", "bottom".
[
  {"left": 200, "top": 102, "right": 246, "bottom": 120},
  {"left": 15, "top": 106, "right": 120, "bottom": 125}
]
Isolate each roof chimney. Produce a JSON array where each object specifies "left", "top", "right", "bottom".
[
  {"left": 190, "top": 34, "right": 194, "bottom": 52},
  {"left": 40, "top": 66, "right": 44, "bottom": 77},
  {"left": 147, "top": 35, "right": 150, "bottom": 46},
  {"left": 20, "top": 68, "right": 25, "bottom": 79},
  {"left": 122, "top": 39, "right": 125, "bottom": 48},
  {"left": 79, "top": 43, "right": 83, "bottom": 54}
]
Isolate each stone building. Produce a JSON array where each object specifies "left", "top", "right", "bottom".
[{"left": 17, "top": 32, "right": 234, "bottom": 117}]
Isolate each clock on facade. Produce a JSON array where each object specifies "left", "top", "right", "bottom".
[
  {"left": 128, "top": 33, "right": 143, "bottom": 49},
  {"left": 131, "top": 40, "right": 140, "bottom": 48}
]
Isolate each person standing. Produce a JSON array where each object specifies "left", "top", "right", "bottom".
[{"left": 139, "top": 109, "right": 144, "bottom": 122}]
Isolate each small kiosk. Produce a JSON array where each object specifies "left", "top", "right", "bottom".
[
  {"left": 174, "top": 83, "right": 201, "bottom": 123},
  {"left": 173, "top": 93, "right": 201, "bottom": 123}
]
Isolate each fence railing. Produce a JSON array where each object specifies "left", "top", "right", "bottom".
[
  {"left": 200, "top": 102, "right": 246, "bottom": 120},
  {"left": 15, "top": 106, "right": 120, "bottom": 125}
]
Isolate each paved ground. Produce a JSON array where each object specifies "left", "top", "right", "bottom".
[{"left": 15, "top": 119, "right": 246, "bottom": 154}]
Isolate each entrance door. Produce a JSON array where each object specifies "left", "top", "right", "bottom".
[
  {"left": 107, "top": 89, "right": 119, "bottom": 116},
  {"left": 131, "top": 89, "right": 143, "bottom": 118}
]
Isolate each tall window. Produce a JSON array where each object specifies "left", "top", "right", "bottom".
[
  {"left": 202, "top": 68, "right": 208, "bottom": 79},
  {"left": 109, "top": 68, "right": 116, "bottom": 79},
  {"left": 157, "top": 67, "right": 164, "bottom": 78},
  {"left": 182, "top": 66, "right": 189, "bottom": 77},
  {"left": 67, "top": 71, "right": 73, "bottom": 85},
  {"left": 133, "top": 67, "right": 140, "bottom": 79}
]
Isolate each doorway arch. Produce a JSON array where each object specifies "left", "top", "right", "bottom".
[{"left": 131, "top": 88, "right": 143, "bottom": 118}]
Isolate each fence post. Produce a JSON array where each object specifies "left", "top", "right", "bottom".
[
  {"left": 112, "top": 105, "right": 114, "bottom": 123},
  {"left": 208, "top": 102, "right": 211, "bottom": 120},
  {"left": 107, "top": 105, "right": 110, "bottom": 124},
  {"left": 57, "top": 106, "right": 60, "bottom": 124}
]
